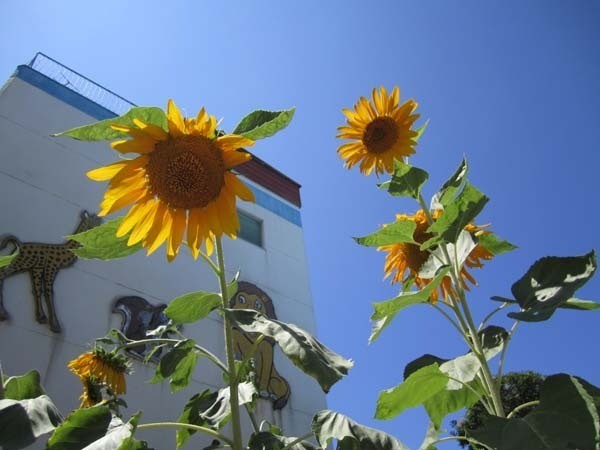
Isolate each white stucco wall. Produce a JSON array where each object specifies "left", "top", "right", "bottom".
[{"left": 0, "top": 70, "right": 326, "bottom": 449}]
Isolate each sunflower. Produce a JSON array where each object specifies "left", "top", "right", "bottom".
[
  {"left": 87, "top": 99, "right": 256, "bottom": 261},
  {"left": 68, "top": 348, "right": 129, "bottom": 395},
  {"left": 379, "top": 210, "right": 493, "bottom": 303},
  {"left": 79, "top": 376, "right": 103, "bottom": 408},
  {"left": 337, "top": 86, "right": 420, "bottom": 175}
]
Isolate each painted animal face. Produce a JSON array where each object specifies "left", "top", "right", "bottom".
[{"left": 231, "top": 292, "right": 268, "bottom": 314}]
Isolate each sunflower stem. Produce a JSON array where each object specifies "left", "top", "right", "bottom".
[
  {"left": 137, "top": 422, "right": 234, "bottom": 446},
  {"left": 215, "top": 237, "right": 244, "bottom": 450}
]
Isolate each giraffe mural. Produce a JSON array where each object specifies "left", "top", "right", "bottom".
[{"left": 0, "top": 210, "right": 101, "bottom": 333}]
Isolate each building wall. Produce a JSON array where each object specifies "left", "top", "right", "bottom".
[{"left": 0, "top": 66, "right": 325, "bottom": 448}]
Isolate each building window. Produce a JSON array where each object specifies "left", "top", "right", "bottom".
[{"left": 238, "top": 210, "right": 263, "bottom": 247}]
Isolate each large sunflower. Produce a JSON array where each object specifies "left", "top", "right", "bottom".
[
  {"left": 68, "top": 348, "right": 129, "bottom": 395},
  {"left": 379, "top": 210, "right": 493, "bottom": 303},
  {"left": 337, "top": 87, "right": 420, "bottom": 175},
  {"left": 88, "top": 99, "right": 255, "bottom": 261}
]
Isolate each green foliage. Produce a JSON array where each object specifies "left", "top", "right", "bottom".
[
  {"left": 422, "top": 183, "right": 489, "bottom": 250},
  {"left": 165, "top": 292, "right": 222, "bottom": 325},
  {"left": 469, "top": 374, "right": 599, "bottom": 450},
  {"left": 312, "top": 409, "right": 409, "bottom": 450},
  {"left": 431, "top": 158, "right": 469, "bottom": 209},
  {"left": 3, "top": 370, "right": 45, "bottom": 400},
  {"left": 248, "top": 431, "right": 316, "bottom": 450},
  {"left": 452, "top": 371, "right": 544, "bottom": 450},
  {"left": 0, "top": 251, "right": 18, "bottom": 269},
  {"left": 53, "top": 107, "right": 167, "bottom": 141},
  {"left": 82, "top": 413, "right": 142, "bottom": 450},
  {"left": 506, "top": 251, "right": 597, "bottom": 322},
  {"left": 418, "top": 422, "right": 440, "bottom": 450},
  {"left": 233, "top": 108, "right": 295, "bottom": 141},
  {"left": 379, "top": 162, "right": 429, "bottom": 199},
  {"left": 476, "top": 233, "right": 517, "bottom": 256},
  {"left": 354, "top": 218, "right": 417, "bottom": 247},
  {"left": 68, "top": 217, "right": 142, "bottom": 260},
  {"left": 0, "top": 395, "right": 62, "bottom": 450},
  {"left": 151, "top": 339, "right": 199, "bottom": 392},
  {"left": 223, "top": 309, "right": 353, "bottom": 393},
  {"left": 47, "top": 406, "right": 112, "bottom": 450},
  {"left": 560, "top": 298, "right": 600, "bottom": 310},
  {"left": 176, "top": 383, "right": 256, "bottom": 449}
]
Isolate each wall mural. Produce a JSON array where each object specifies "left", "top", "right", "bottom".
[
  {"left": 0, "top": 210, "right": 101, "bottom": 333},
  {"left": 112, "top": 296, "right": 171, "bottom": 360},
  {"left": 230, "top": 281, "right": 291, "bottom": 409}
]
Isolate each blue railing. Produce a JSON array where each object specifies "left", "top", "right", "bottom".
[{"left": 28, "top": 52, "right": 136, "bottom": 116}]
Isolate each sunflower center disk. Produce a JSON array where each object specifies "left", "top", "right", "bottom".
[
  {"left": 147, "top": 135, "right": 225, "bottom": 209},
  {"left": 363, "top": 117, "right": 398, "bottom": 154}
]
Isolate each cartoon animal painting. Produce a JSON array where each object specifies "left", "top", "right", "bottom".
[
  {"left": 230, "top": 281, "right": 291, "bottom": 409},
  {"left": 112, "top": 296, "right": 170, "bottom": 360},
  {"left": 0, "top": 210, "right": 101, "bottom": 333}
]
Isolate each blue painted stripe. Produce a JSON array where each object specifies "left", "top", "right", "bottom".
[
  {"left": 13, "top": 64, "right": 303, "bottom": 227},
  {"left": 14, "top": 65, "right": 116, "bottom": 120}
]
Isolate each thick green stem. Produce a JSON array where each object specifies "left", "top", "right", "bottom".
[
  {"left": 137, "top": 422, "right": 233, "bottom": 446},
  {"left": 506, "top": 400, "right": 539, "bottom": 419},
  {"left": 215, "top": 237, "right": 244, "bottom": 450}
]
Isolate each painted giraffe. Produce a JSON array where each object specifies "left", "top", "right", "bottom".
[{"left": 0, "top": 210, "right": 101, "bottom": 333}]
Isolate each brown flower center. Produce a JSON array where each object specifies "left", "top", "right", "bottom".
[
  {"left": 362, "top": 117, "right": 398, "bottom": 154},
  {"left": 146, "top": 135, "right": 225, "bottom": 209}
]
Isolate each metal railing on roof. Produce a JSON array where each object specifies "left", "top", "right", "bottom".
[{"left": 28, "top": 52, "right": 136, "bottom": 116}]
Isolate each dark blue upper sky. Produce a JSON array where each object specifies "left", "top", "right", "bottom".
[{"left": 2, "top": 1, "right": 599, "bottom": 447}]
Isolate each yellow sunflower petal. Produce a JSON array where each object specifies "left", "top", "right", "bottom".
[
  {"left": 167, "top": 99, "right": 186, "bottom": 137},
  {"left": 132, "top": 118, "right": 168, "bottom": 141},
  {"left": 167, "top": 209, "right": 187, "bottom": 261},
  {"left": 143, "top": 202, "right": 169, "bottom": 255},
  {"left": 223, "top": 150, "right": 251, "bottom": 169},
  {"left": 110, "top": 137, "right": 156, "bottom": 154},
  {"left": 116, "top": 196, "right": 155, "bottom": 238},
  {"left": 128, "top": 199, "right": 160, "bottom": 246},
  {"left": 225, "top": 172, "right": 255, "bottom": 202},
  {"left": 215, "top": 135, "right": 255, "bottom": 151},
  {"left": 186, "top": 208, "right": 204, "bottom": 259},
  {"left": 87, "top": 161, "right": 128, "bottom": 181},
  {"left": 100, "top": 187, "right": 148, "bottom": 216}
]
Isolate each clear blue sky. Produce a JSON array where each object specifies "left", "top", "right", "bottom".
[{"left": 2, "top": 1, "right": 599, "bottom": 448}]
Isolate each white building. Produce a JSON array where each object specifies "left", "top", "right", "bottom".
[{"left": 0, "top": 53, "right": 325, "bottom": 449}]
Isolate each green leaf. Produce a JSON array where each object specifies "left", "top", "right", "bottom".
[
  {"left": 424, "top": 382, "right": 482, "bottom": 430},
  {"left": 414, "top": 120, "right": 429, "bottom": 142},
  {"left": 312, "top": 409, "right": 409, "bottom": 450},
  {"left": 0, "top": 251, "right": 18, "bottom": 269},
  {"left": 227, "top": 272, "right": 240, "bottom": 301},
  {"left": 83, "top": 414, "right": 140, "bottom": 450},
  {"left": 470, "top": 374, "right": 600, "bottom": 450},
  {"left": 176, "top": 383, "right": 256, "bottom": 449},
  {"left": 4, "top": 370, "right": 45, "bottom": 400},
  {"left": 53, "top": 107, "right": 167, "bottom": 141},
  {"left": 379, "top": 162, "right": 429, "bottom": 199},
  {"left": 418, "top": 231, "right": 476, "bottom": 279},
  {"left": 151, "top": 339, "right": 199, "bottom": 392},
  {"left": 368, "top": 276, "right": 416, "bottom": 344},
  {"left": 165, "top": 292, "right": 222, "bottom": 325},
  {"left": 477, "top": 232, "right": 517, "bottom": 256},
  {"left": 248, "top": 431, "right": 317, "bottom": 450},
  {"left": 376, "top": 364, "right": 449, "bottom": 420},
  {"left": 507, "top": 251, "right": 597, "bottom": 322},
  {"left": 233, "top": 108, "right": 295, "bottom": 141},
  {"left": 430, "top": 157, "right": 469, "bottom": 209},
  {"left": 118, "top": 438, "right": 148, "bottom": 450},
  {"left": 68, "top": 217, "right": 142, "bottom": 260},
  {"left": 560, "top": 298, "right": 600, "bottom": 311},
  {"left": 354, "top": 219, "right": 416, "bottom": 247},
  {"left": 47, "top": 406, "right": 111, "bottom": 450},
  {"left": 223, "top": 309, "right": 353, "bottom": 393},
  {"left": 371, "top": 267, "right": 451, "bottom": 322},
  {"left": 422, "top": 183, "right": 489, "bottom": 250},
  {"left": 0, "top": 395, "right": 62, "bottom": 450}
]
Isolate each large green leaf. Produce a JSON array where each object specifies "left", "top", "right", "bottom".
[
  {"left": 430, "top": 158, "right": 469, "bottom": 209},
  {"left": 3, "top": 370, "right": 45, "bottom": 400},
  {"left": 47, "top": 406, "right": 112, "bottom": 450},
  {"left": 418, "top": 231, "right": 476, "bottom": 279},
  {"left": 369, "top": 276, "right": 417, "bottom": 344},
  {"left": 506, "top": 251, "right": 597, "bottom": 322},
  {"left": 379, "top": 162, "right": 429, "bottom": 199},
  {"left": 477, "top": 232, "right": 517, "bottom": 256},
  {"left": 248, "top": 431, "right": 317, "bottom": 450},
  {"left": 470, "top": 374, "right": 600, "bottom": 450},
  {"left": 371, "top": 267, "right": 451, "bottom": 322},
  {"left": 424, "top": 382, "right": 482, "bottom": 430},
  {"left": 354, "top": 219, "right": 416, "bottom": 247},
  {"left": 0, "top": 395, "right": 62, "bottom": 450},
  {"left": 176, "top": 383, "right": 256, "bottom": 449},
  {"left": 312, "top": 409, "right": 409, "bottom": 450},
  {"left": 560, "top": 298, "right": 600, "bottom": 311},
  {"left": 233, "top": 108, "right": 295, "bottom": 141},
  {"left": 223, "top": 309, "right": 353, "bottom": 393},
  {"left": 0, "top": 251, "right": 18, "bottom": 269},
  {"left": 422, "top": 183, "right": 489, "bottom": 250},
  {"left": 53, "top": 107, "right": 167, "bottom": 141},
  {"left": 68, "top": 217, "right": 142, "bottom": 260},
  {"left": 165, "top": 292, "right": 222, "bottom": 325},
  {"left": 151, "top": 339, "right": 199, "bottom": 392},
  {"left": 376, "top": 364, "right": 449, "bottom": 420},
  {"left": 83, "top": 413, "right": 141, "bottom": 450}
]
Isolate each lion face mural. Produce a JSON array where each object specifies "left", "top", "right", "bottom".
[{"left": 230, "top": 281, "right": 291, "bottom": 410}]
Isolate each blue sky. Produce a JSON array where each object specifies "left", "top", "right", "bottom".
[{"left": 2, "top": 1, "right": 600, "bottom": 448}]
